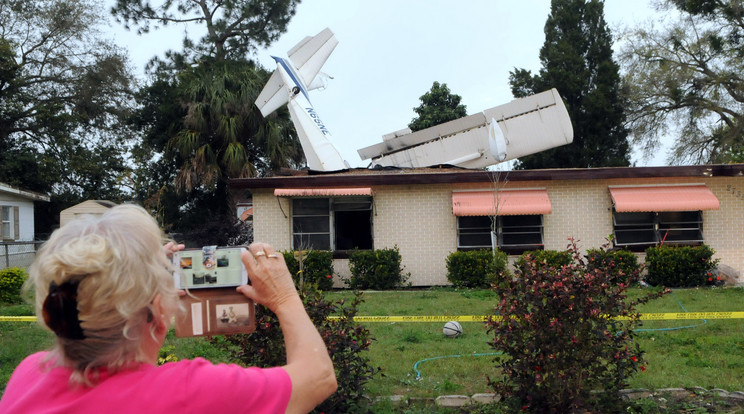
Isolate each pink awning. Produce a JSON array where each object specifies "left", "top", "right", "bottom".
[
  {"left": 609, "top": 185, "right": 720, "bottom": 212},
  {"left": 452, "top": 189, "right": 552, "bottom": 216},
  {"left": 240, "top": 207, "right": 253, "bottom": 221},
  {"left": 274, "top": 188, "right": 373, "bottom": 197}
]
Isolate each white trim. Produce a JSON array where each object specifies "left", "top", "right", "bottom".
[{"left": 0, "top": 183, "right": 50, "bottom": 202}]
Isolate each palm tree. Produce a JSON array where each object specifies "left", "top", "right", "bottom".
[{"left": 170, "top": 59, "right": 303, "bottom": 194}]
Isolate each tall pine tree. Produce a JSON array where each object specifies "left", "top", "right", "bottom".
[{"left": 510, "top": 0, "right": 629, "bottom": 169}]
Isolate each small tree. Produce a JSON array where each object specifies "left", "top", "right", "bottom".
[
  {"left": 408, "top": 81, "right": 467, "bottom": 132},
  {"left": 487, "top": 239, "right": 668, "bottom": 412}
]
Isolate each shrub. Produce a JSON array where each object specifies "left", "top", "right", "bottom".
[
  {"left": 346, "top": 246, "right": 409, "bottom": 290},
  {"left": 645, "top": 245, "right": 719, "bottom": 287},
  {"left": 445, "top": 249, "right": 509, "bottom": 288},
  {"left": 487, "top": 239, "right": 668, "bottom": 413},
  {"left": 212, "top": 286, "right": 380, "bottom": 414},
  {"left": 0, "top": 267, "right": 28, "bottom": 304},
  {"left": 282, "top": 250, "right": 334, "bottom": 291},
  {"left": 586, "top": 247, "right": 641, "bottom": 285},
  {"left": 514, "top": 249, "right": 572, "bottom": 273}
]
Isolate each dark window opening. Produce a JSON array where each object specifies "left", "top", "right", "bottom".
[
  {"left": 292, "top": 196, "right": 373, "bottom": 251},
  {"left": 613, "top": 210, "right": 703, "bottom": 251},
  {"left": 457, "top": 215, "right": 543, "bottom": 254},
  {"left": 335, "top": 210, "right": 372, "bottom": 250}
]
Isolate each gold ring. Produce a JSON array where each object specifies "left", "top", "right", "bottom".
[
  {"left": 254, "top": 251, "right": 266, "bottom": 257},
  {"left": 267, "top": 253, "right": 279, "bottom": 258}
]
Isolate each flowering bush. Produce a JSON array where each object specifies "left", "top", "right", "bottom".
[
  {"left": 645, "top": 245, "right": 719, "bottom": 287},
  {"left": 487, "top": 239, "right": 668, "bottom": 412},
  {"left": 445, "top": 249, "right": 509, "bottom": 288},
  {"left": 212, "top": 286, "right": 379, "bottom": 413},
  {"left": 282, "top": 249, "right": 334, "bottom": 291},
  {"left": 0, "top": 267, "right": 27, "bottom": 304}
]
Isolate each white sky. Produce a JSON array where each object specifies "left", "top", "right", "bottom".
[{"left": 105, "top": 0, "right": 666, "bottom": 168}]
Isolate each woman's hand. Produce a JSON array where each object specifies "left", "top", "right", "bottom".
[
  {"left": 236, "top": 242, "right": 299, "bottom": 313},
  {"left": 236, "top": 243, "right": 337, "bottom": 413},
  {"left": 163, "top": 242, "right": 186, "bottom": 296},
  {"left": 163, "top": 241, "right": 185, "bottom": 257}
]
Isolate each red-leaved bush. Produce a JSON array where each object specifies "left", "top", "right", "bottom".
[
  {"left": 487, "top": 239, "right": 668, "bottom": 413},
  {"left": 211, "top": 286, "right": 379, "bottom": 414}
]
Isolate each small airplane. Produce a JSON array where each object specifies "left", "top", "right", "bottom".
[{"left": 256, "top": 28, "right": 574, "bottom": 172}]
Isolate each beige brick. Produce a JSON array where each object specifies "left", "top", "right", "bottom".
[{"left": 249, "top": 177, "right": 744, "bottom": 286}]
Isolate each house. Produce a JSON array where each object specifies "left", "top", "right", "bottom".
[
  {"left": 0, "top": 183, "right": 50, "bottom": 242},
  {"left": 0, "top": 183, "right": 50, "bottom": 270},
  {"left": 59, "top": 200, "right": 117, "bottom": 227},
  {"left": 229, "top": 164, "right": 744, "bottom": 287}
]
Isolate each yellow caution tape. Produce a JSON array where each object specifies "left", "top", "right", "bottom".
[
  {"left": 0, "top": 316, "right": 37, "bottom": 322},
  {"left": 328, "top": 312, "right": 744, "bottom": 322},
  {"left": 4, "top": 312, "right": 744, "bottom": 323}
]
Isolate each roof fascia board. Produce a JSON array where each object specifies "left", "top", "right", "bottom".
[
  {"left": 0, "top": 183, "right": 51, "bottom": 202},
  {"left": 229, "top": 164, "right": 744, "bottom": 190}
]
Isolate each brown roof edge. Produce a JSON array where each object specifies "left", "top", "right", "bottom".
[{"left": 229, "top": 164, "right": 744, "bottom": 190}]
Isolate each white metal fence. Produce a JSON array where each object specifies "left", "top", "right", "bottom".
[{"left": 0, "top": 242, "right": 43, "bottom": 270}]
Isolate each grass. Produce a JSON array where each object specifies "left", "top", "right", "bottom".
[
  {"left": 0, "top": 303, "right": 55, "bottom": 392},
  {"left": 2, "top": 287, "right": 744, "bottom": 407}
]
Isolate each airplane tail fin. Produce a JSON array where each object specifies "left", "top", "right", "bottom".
[{"left": 255, "top": 28, "right": 338, "bottom": 118}]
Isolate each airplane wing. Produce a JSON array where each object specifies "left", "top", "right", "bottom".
[
  {"left": 255, "top": 70, "right": 289, "bottom": 117},
  {"left": 288, "top": 28, "right": 338, "bottom": 90},
  {"left": 357, "top": 89, "right": 574, "bottom": 169}
]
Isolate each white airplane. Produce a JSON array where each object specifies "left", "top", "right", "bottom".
[
  {"left": 255, "top": 28, "right": 349, "bottom": 171},
  {"left": 257, "top": 28, "right": 574, "bottom": 172},
  {"left": 358, "top": 89, "right": 574, "bottom": 169}
]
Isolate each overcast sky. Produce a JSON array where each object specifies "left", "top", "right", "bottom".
[{"left": 106, "top": 0, "right": 666, "bottom": 168}]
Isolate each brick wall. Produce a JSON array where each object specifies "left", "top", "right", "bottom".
[
  {"left": 373, "top": 184, "right": 456, "bottom": 286},
  {"left": 249, "top": 176, "right": 744, "bottom": 286},
  {"left": 253, "top": 189, "right": 291, "bottom": 249}
]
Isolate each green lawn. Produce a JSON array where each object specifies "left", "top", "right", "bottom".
[{"left": 2, "top": 287, "right": 744, "bottom": 403}]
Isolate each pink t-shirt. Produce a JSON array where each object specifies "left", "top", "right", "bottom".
[{"left": 0, "top": 352, "right": 291, "bottom": 414}]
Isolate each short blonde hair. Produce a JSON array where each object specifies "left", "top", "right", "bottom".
[{"left": 29, "top": 204, "right": 179, "bottom": 384}]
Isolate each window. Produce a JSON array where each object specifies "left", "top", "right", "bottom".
[
  {"left": 1, "top": 205, "right": 20, "bottom": 241},
  {"left": 292, "top": 197, "right": 373, "bottom": 251},
  {"left": 613, "top": 210, "right": 703, "bottom": 250},
  {"left": 457, "top": 215, "right": 543, "bottom": 253},
  {"left": 1, "top": 206, "right": 10, "bottom": 240},
  {"left": 457, "top": 216, "right": 493, "bottom": 249}
]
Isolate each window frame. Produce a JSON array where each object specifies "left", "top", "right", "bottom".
[
  {"left": 612, "top": 209, "right": 704, "bottom": 251},
  {"left": 291, "top": 196, "right": 373, "bottom": 253},
  {"left": 1, "top": 206, "right": 13, "bottom": 241},
  {"left": 457, "top": 214, "right": 544, "bottom": 254}
]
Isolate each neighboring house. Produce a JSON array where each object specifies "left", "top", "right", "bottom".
[
  {"left": 0, "top": 183, "right": 50, "bottom": 270},
  {"left": 0, "top": 183, "right": 50, "bottom": 242},
  {"left": 229, "top": 164, "right": 744, "bottom": 287},
  {"left": 59, "top": 200, "right": 117, "bottom": 227}
]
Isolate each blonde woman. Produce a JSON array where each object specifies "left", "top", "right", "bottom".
[{"left": 0, "top": 204, "right": 336, "bottom": 413}]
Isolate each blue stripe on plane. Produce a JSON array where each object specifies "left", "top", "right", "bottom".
[{"left": 272, "top": 56, "right": 311, "bottom": 103}]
